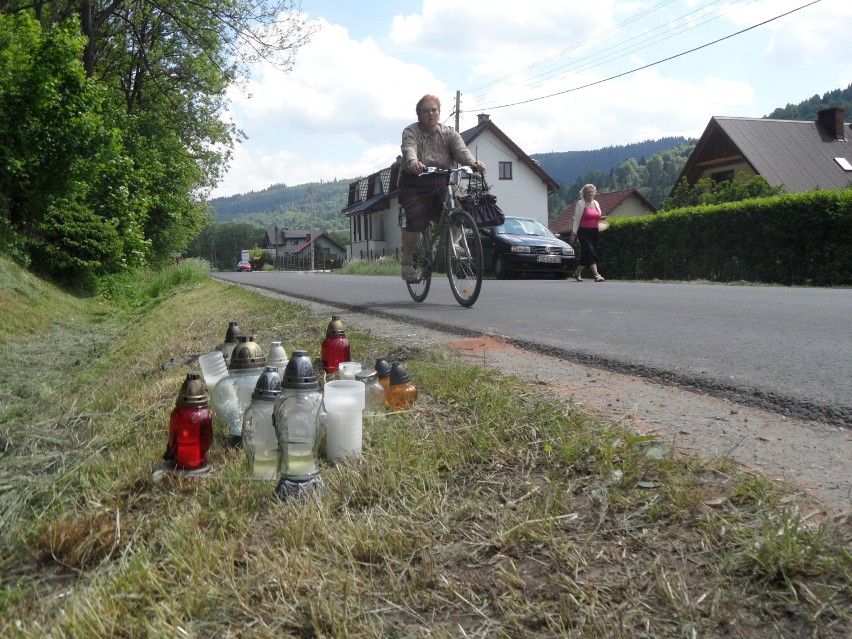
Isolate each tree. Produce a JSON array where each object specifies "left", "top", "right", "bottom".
[
  {"left": 0, "top": 13, "right": 141, "bottom": 284},
  {"left": 660, "top": 173, "right": 783, "bottom": 210},
  {"left": 1, "top": 2, "right": 316, "bottom": 285},
  {"left": 184, "top": 222, "right": 265, "bottom": 271}
]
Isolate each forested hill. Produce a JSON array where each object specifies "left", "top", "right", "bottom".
[
  {"left": 764, "top": 83, "right": 852, "bottom": 120},
  {"left": 211, "top": 178, "right": 352, "bottom": 230},
  {"left": 531, "top": 137, "right": 689, "bottom": 184}
]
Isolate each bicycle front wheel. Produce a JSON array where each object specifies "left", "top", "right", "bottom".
[
  {"left": 445, "top": 208, "right": 483, "bottom": 307},
  {"left": 406, "top": 225, "right": 433, "bottom": 303}
]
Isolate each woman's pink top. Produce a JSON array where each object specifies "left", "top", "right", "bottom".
[{"left": 579, "top": 204, "right": 601, "bottom": 229}]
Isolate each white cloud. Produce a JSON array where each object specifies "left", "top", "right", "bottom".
[
  {"left": 211, "top": 0, "right": 851, "bottom": 198},
  {"left": 758, "top": 0, "right": 852, "bottom": 67}
]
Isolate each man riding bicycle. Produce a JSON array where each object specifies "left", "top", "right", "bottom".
[{"left": 399, "top": 94, "right": 485, "bottom": 282}]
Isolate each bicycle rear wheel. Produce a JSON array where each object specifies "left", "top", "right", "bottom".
[
  {"left": 445, "top": 208, "right": 483, "bottom": 307},
  {"left": 406, "top": 225, "right": 433, "bottom": 303}
]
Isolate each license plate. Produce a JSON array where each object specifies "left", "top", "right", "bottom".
[{"left": 537, "top": 255, "right": 561, "bottom": 263}]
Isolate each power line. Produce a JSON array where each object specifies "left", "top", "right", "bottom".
[
  {"left": 474, "top": 0, "right": 823, "bottom": 112},
  {"left": 473, "top": 0, "right": 758, "bottom": 105},
  {"left": 467, "top": 0, "right": 680, "bottom": 96}
]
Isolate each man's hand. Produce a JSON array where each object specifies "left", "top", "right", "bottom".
[{"left": 472, "top": 161, "right": 485, "bottom": 173}]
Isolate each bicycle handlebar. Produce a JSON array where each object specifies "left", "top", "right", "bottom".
[{"left": 418, "top": 166, "right": 474, "bottom": 177}]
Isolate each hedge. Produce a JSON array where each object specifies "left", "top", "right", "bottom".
[{"left": 567, "top": 190, "right": 852, "bottom": 286}]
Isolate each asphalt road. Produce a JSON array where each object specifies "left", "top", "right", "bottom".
[{"left": 213, "top": 271, "right": 852, "bottom": 427}]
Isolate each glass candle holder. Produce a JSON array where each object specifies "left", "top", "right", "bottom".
[
  {"left": 167, "top": 373, "right": 213, "bottom": 470},
  {"left": 323, "top": 380, "right": 365, "bottom": 462},
  {"left": 273, "top": 351, "right": 325, "bottom": 483},
  {"left": 321, "top": 315, "right": 351, "bottom": 375},
  {"left": 220, "top": 321, "right": 243, "bottom": 364},
  {"left": 198, "top": 350, "right": 228, "bottom": 394},
  {"left": 356, "top": 369, "right": 385, "bottom": 418},
  {"left": 211, "top": 335, "right": 265, "bottom": 446},
  {"left": 338, "top": 361, "right": 362, "bottom": 380},
  {"left": 375, "top": 358, "right": 392, "bottom": 398},
  {"left": 267, "top": 341, "right": 288, "bottom": 373},
  {"left": 387, "top": 362, "right": 418, "bottom": 409},
  {"left": 242, "top": 367, "right": 282, "bottom": 480}
]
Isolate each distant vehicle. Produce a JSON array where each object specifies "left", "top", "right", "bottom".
[
  {"left": 479, "top": 216, "right": 576, "bottom": 279},
  {"left": 237, "top": 260, "right": 252, "bottom": 272}
]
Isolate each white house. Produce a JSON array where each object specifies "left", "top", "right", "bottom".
[{"left": 343, "top": 114, "right": 559, "bottom": 260}]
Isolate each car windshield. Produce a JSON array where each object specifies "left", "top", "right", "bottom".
[{"left": 496, "top": 218, "right": 554, "bottom": 238}]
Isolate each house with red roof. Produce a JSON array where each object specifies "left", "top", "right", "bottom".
[{"left": 261, "top": 228, "right": 346, "bottom": 268}]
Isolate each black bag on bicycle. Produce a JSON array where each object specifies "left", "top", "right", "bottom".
[{"left": 460, "top": 173, "right": 505, "bottom": 228}]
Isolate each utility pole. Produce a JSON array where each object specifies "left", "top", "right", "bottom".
[
  {"left": 455, "top": 90, "right": 461, "bottom": 132},
  {"left": 307, "top": 187, "right": 316, "bottom": 271}
]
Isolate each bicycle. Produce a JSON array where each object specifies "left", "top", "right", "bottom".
[{"left": 403, "top": 166, "right": 484, "bottom": 307}]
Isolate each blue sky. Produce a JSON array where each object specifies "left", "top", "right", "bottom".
[{"left": 209, "top": 0, "right": 851, "bottom": 197}]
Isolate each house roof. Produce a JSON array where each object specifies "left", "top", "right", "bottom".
[
  {"left": 291, "top": 232, "right": 346, "bottom": 255},
  {"left": 265, "top": 228, "right": 312, "bottom": 245},
  {"left": 461, "top": 116, "right": 560, "bottom": 193},
  {"left": 342, "top": 165, "right": 399, "bottom": 215},
  {"left": 549, "top": 188, "right": 657, "bottom": 234},
  {"left": 675, "top": 110, "right": 852, "bottom": 193},
  {"left": 342, "top": 192, "right": 391, "bottom": 215}
]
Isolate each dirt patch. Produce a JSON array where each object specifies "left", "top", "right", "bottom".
[{"left": 239, "top": 285, "right": 852, "bottom": 515}]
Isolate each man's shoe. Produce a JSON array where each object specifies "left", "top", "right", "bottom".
[{"left": 401, "top": 263, "right": 417, "bottom": 282}]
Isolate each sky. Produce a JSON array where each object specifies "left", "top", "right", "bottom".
[{"left": 209, "top": 0, "right": 852, "bottom": 198}]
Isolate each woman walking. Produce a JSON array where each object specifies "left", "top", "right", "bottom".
[{"left": 569, "top": 184, "right": 606, "bottom": 282}]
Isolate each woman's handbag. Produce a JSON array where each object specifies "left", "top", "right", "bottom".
[{"left": 460, "top": 173, "right": 505, "bottom": 227}]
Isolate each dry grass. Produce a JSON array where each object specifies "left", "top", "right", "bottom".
[{"left": 0, "top": 256, "right": 849, "bottom": 638}]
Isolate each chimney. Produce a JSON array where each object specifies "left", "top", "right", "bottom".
[
  {"left": 817, "top": 107, "right": 846, "bottom": 141},
  {"left": 477, "top": 113, "right": 491, "bottom": 125}
]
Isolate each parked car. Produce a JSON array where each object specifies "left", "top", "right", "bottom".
[
  {"left": 479, "top": 216, "right": 576, "bottom": 279},
  {"left": 237, "top": 260, "right": 252, "bottom": 272}
]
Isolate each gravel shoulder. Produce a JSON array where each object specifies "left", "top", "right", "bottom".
[{"left": 242, "top": 284, "right": 852, "bottom": 515}]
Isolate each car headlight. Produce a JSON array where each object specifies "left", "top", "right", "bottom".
[
  {"left": 561, "top": 247, "right": 574, "bottom": 256},
  {"left": 510, "top": 246, "right": 530, "bottom": 253}
]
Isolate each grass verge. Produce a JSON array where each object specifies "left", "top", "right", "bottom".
[
  {"left": 336, "top": 257, "right": 402, "bottom": 277},
  {"left": 0, "top": 255, "right": 849, "bottom": 638}
]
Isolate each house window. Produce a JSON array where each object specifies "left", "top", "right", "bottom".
[
  {"left": 711, "top": 170, "right": 734, "bottom": 183},
  {"left": 499, "top": 162, "right": 513, "bottom": 180}
]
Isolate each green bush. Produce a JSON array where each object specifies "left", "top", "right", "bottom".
[{"left": 588, "top": 190, "right": 852, "bottom": 285}]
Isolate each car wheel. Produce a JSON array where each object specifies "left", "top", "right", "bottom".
[{"left": 494, "top": 254, "right": 511, "bottom": 280}]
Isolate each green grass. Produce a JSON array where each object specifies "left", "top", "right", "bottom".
[
  {"left": 0, "top": 254, "right": 849, "bottom": 638},
  {"left": 337, "top": 256, "right": 403, "bottom": 276}
]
